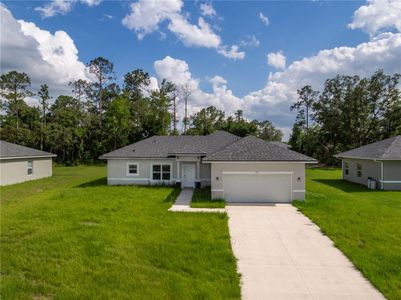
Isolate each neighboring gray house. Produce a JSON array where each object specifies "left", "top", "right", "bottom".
[
  {"left": 100, "top": 131, "right": 316, "bottom": 203},
  {"left": 335, "top": 135, "right": 401, "bottom": 190},
  {"left": 0, "top": 141, "right": 56, "bottom": 186}
]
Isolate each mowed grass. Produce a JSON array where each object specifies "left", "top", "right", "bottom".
[
  {"left": 294, "top": 168, "right": 401, "bottom": 300},
  {"left": 191, "top": 187, "right": 225, "bottom": 208},
  {"left": 0, "top": 166, "right": 240, "bottom": 299}
]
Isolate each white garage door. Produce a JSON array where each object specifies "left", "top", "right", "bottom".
[{"left": 223, "top": 173, "right": 292, "bottom": 203}]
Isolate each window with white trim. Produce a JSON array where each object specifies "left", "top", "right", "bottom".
[
  {"left": 152, "top": 164, "right": 171, "bottom": 180},
  {"left": 344, "top": 161, "right": 349, "bottom": 175},
  {"left": 356, "top": 163, "right": 362, "bottom": 178},
  {"left": 27, "top": 160, "right": 33, "bottom": 175},
  {"left": 127, "top": 163, "right": 138, "bottom": 176}
]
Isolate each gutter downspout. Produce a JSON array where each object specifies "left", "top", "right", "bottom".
[{"left": 381, "top": 161, "right": 384, "bottom": 190}]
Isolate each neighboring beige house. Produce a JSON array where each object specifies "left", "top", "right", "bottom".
[
  {"left": 0, "top": 141, "right": 56, "bottom": 186},
  {"left": 335, "top": 135, "right": 401, "bottom": 190},
  {"left": 100, "top": 131, "right": 317, "bottom": 203}
]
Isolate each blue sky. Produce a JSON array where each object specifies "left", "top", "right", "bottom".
[{"left": 1, "top": 0, "right": 401, "bottom": 138}]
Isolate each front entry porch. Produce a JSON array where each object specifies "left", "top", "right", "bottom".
[{"left": 176, "top": 157, "right": 202, "bottom": 189}]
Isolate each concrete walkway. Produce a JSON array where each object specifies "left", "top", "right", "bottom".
[
  {"left": 169, "top": 189, "right": 225, "bottom": 213},
  {"left": 227, "top": 204, "right": 384, "bottom": 300}
]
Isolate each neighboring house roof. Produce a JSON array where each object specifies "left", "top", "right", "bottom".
[
  {"left": 99, "top": 131, "right": 240, "bottom": 159},
  {"left": 0, "top": 140, "right": 56, "bottom": 160},
  {"left": 203, "top": 135, "right": 317, "bottom": 162},
  {"left": 335, "top": 135, "right": 401, "bottom": 160},
  {"left": 269, "top": 141, "right": 290, "bottom": 149}
]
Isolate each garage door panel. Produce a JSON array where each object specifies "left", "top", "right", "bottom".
[{"left": 223, "top": 173, "right": 291, "bottom": 203}]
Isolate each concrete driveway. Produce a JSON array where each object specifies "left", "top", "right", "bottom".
[{"left": 227, "top": 204, "right": 384, "bottom": 300}]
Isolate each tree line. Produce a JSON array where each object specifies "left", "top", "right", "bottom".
[
  {"left": 0, "top": 57, "right": 283, "bottom": 165},
  {"left": 289, "top": 70, "right": 401, "bottom": 165}
]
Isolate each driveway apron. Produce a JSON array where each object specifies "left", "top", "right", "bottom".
[{"left": 227, "top": 204, "right": 384, "bottom": 300}]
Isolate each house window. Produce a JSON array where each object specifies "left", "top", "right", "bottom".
[
  {"left": 356, "top": 163, "right": 362, "bottom": 178},
  {"left": 344, "top": 161, "right": 349, "bottom": 175},
  {"left": 126, "top": 163, "right": 138, "bottom": 176},
  {"left": 27, "top": 160, "right": 33, "bottom": 175},
  {"left": 152, "top": 164, "right": 171, "bottom": 180}
]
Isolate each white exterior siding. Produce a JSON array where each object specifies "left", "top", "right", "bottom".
[
  {"left": 342, "top": 158, "right": 381, "bottom": 187},
  {"left": 210, "top": 162, "right": 306, "bottom": 201},
  {"left": 0, "top": 158, "right": 53, "bottom": 186},
  {"left": 107, "top": 159, "right": 177, "bottom": 185}
]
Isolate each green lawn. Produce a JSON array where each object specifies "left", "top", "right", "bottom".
[
  {"left": 0, "top": 166, "right": 240, "bottom": 299},
  {"left": 190, "top": 186, "right": 225, "bottom": 208},
  {"left": 294, "top": 168, "right": 401, "bottom": 300}
]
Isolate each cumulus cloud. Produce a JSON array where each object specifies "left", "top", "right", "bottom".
[
  {"left": 168, "top": 15, "right": 221, "bottom": 48},
  {"left": 217, "top": 45, "right": 246, "bottom": 60},
  {"left": 153, "top": 56, "right": 241, "bottom": 124},
  {"left": 35, "top": 0, "right": 101, "bottom": 18},
  {"left": 152, "top": 31, "right": 401, "bottom": 139},
  {"left": 244, "top": 32, "right": 401, "bottom": 137},
  {"left": 122, "top": 0, "right": 244, "bottom": 59},
  {"left": 259, "top": 12, "right": 269, "bottom": 26},
  {"left": 267, "top": 51, "right": 286, "bottom": 70},
  {"left": 200, "top": 3, "right": 216, "bottom": 17},
  {"left": 349, "top": 0, "right": 401, "bottom": 36},
  {"left": 122, "top": 0, "right": 182, "bottom": 39},
  {"left": 0, "top": 4, "right": 91, "bottom": 98}
]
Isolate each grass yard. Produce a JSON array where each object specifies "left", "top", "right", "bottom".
[
  {"left": 0, "top": 166, "right": 240, "bottom": 299},
  {"left": 190, "top": 186, "right": 225, "bottom": 208},
  {"left": 294, "top": 168, "right": 401, "bottom": 300}
]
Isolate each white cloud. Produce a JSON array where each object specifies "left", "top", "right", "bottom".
[
  {"left": 168, "top": 15, "right": 221, "bottom": 48},
  {"left": 35, "top": 0, "right": 101, "bottom": 18},
  {"left": 349, "top": 0, "right": 401, "bottom": 36},
  {"left": 218, "top": 45, "right": 246, "bottom": 60},
  {"left": 267, "top": 51, "right": 286, "bottom": 70},
  {"left": 240, "top": 35, "right": 260, "bottom": 48},
  {"left": 122, "top": 0, "right": 182, "bottom": 39},
  {"left": 122, "top": 0, "right": 243, "bottom": 59},
  {"left": 0, "top": 4, "right": 91, "bottom": 97},
  {"left": 200, "top": 3, "right": 216, "bottom": 17},
  {"left": 152, "top": 32, "right": 401, "bottom": 139},
  {"left": 259, "top": 12, "right": 269, "bottom": 26},
  {"left": 244, "top": 32, "right": 401, "bottom": 137},
  {"left": 153, "top": 56, "right": 241, "bottom": 123}
]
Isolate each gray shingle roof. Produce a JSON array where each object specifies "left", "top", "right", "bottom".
[
  {"left": 99, "top": 131, "right": 240, "bottom": 159},
  {"left": 0, "top": 140, "right": 56, "bottom": 159},
  {"left": 203, "top": 135, "right": 317, "bottom": 162},
  {"left": 335, "top": 135, "right": 401, "bottom": 160}
]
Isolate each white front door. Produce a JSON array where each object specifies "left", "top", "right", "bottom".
[{"left": 182, "top": 164, "right": 196, "bottom": 188}]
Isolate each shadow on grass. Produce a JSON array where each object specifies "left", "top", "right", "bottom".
[
  {"left": 314, "top": 179, "right": 377, "bottom": 193},
  {"left": 76, "top": 177, "right": 107, "bottom": 188}
]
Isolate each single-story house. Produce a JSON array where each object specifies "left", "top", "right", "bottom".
[
  {"left": 0, "top": 140, "right": 56, "bottom": 186},
  {"left": 335, "top": 135, "right": 401, "bottom": 190},
  {"left": 100, "top": 131, "right": 317, "bottom": 203}
]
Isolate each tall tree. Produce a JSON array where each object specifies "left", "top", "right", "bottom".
[
  {"left": 257, "top": 120, "right": 283, "bottom": 141},
  {"left": 187, "top": 106, "right": 226, "bottom": 135},
  {"left": 123, "top": 69, "right": 150, "bottom": 130},
  {"left": 181, "top": 83, "right": 192, "bottom": 135},
  {"left": 87, "top": 57, "right": 115, "bottom": 127},
  {"left": 38, "top": 84, "right": 51, "bottom": 150},
  {"left": 0, "top": 71, "right": 33, "bottom": 129},
  {"left": 105, "top": 96, "right": 131, "bottom": 150},
  {"left": 291, "top": 85, "right": 318, "bottom": 155}
]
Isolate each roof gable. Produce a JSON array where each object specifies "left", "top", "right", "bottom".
[
  {"left": 0, "top": 140, "right": 56, "bottom": 159},
  {"left": 204, "top": 135, "right": 317, "bottom": 162},
  {"left": 335, "top": 136, "right": 401, "bottom": 160}
]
